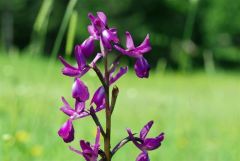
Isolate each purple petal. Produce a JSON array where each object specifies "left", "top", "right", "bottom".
[
  {"left": 58, "top": 119, "right": 74, "bottom": 143},
  {"left": 72, "top": 78, "right": 89, "bottom": 101},
  {"left": 62, "top": 67, "right": 81, "bottom": 77},
  {"left": 91, "top": 86, "right": 105, "bottom": 108},
  {"left": 143, "top": 136, "right": 163, "bottom": 151},
  {"left": 75, "top": 101, "right": 85, "bottom": 113},
  {"left": 110, "top": 66, "right": 128, "bottom": 84},
  {"left": 134, "top": 57, "right": 150, "bottom": 78},
  {"left": 69, "top": 146, "right": 83, "bottom": 155},
  {"left": 135, "top": 34, "right": 151, "bottom": 54},
  {"left": 74, "top": 45, "right": 87, "bottom": 69},
  {"left": 97, "top": 12, "right": 107, "bottom": 26},
  {"left": 59, "top": 56, "right": 81, "bottom": 77},
  {"left": 88, "top": 25, "right": 98, "bottom": 38},
  {"left": 60, "top": 107, "right": 75, "bottom": 116},
  {"left": 101, "top": 29, "right": 119, "bottom": 49},
  {"left": 114, "top": 33, "right": 151, "bottom": 58},
  {"left": 126, "top": 128, "right": 142, "bottom": 150},
  {"left": 140, "top": 120, "right": 154, "bottom": 139},
  {"left": 61, "top": 97, "right": 71, "bottom": 108},
  {"left": 88, "top": 13, "right": 96, "bottom": 23},
  {"left": 114, "top": 45, "right": 141, "bottom": 58},
  {"left": 72, "top": 111, "right": 90, "bottom": 120},
  {"left": 80, "top": 140, "right": 93, "bottom": 152},
  {"left": 59, "top": 56, "right": 78, "bottom": 70},
  {"left": 101, "top": 30, "right": 113, "bottom": 49},
  {"left": 136, "top": 151, "right": 149, "bottom": 161},
  {"left": 94, "top": 127, "right": 101, "bottom": 154},
  {"left": 89, "top": 53, "right": 102, "bottom": 67},
  {"left": 126, "top": 31, "right": 135, "bottom": 49},
  {"left": 81, "top": 37, "right": 95, "bottom": 58}
]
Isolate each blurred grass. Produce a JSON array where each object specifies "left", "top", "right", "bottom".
[{"left": 0, "top": 54, "right": 240, "bottom": 161}]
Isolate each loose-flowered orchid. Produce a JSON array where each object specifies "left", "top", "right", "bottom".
[
  {"left": 127, "top": 121, "right": 164, "bottom": 161},
  {"left": 69, "top": 127, "right": 101, "bottom": 161},
  {"left": 57, "top": 11, "right": 164, "bottom": 161},
  {"left": 114, "top": 32, "right": 151, "bottom": 78}
]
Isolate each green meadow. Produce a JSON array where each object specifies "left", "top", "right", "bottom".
[{"left": 0, "top": 54, "right": 240, "bottom": 161}]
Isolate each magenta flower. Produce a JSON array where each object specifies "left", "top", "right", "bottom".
[
  {"left": 114, "top": 32, "right": 151, "bottom": 78},
  {"left": 69, "top": 127, "right": 100, "bottom": 161},
  {"left": 127, "top": 121, "right": 164, "bottom": 160},
  {"left": 88, "top": 12, "right": 119, "bottom": 49},
  {"left": 58, "top": 119, "right": 74, "bottom": 143},
  {"left": 72, "top": 78, "right": 90, "bottom": 102},
  {"left": 59, "top": 45, "right": 102, "bottom": 78}
]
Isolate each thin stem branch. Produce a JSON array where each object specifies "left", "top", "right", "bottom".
[
  {"left": 91, "top": 65, "right": 108, "bottom": 91},
  {"left": 89, "top": 107, "right": 106, "bottom": 137},
  {"left": 108, "top": 54, "right": 122, "bottom": 73},
  {"left": 111, "top": 135, "right": 140, "bottom": 157},
  {"left": 104, "top": 54, "right": 111, "bottom": 161}
]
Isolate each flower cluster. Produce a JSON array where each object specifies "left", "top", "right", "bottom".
[{"left": 57, "top": 11, "right": 164, "bottom": 161}]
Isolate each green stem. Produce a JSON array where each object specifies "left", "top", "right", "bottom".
[{"left": 104, "top": 54, "right": 111, "bottom": 161}]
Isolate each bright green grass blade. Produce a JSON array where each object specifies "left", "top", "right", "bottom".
[
  {"left": 50, "top": 0, "right": 78, "bottom": 60},
  {"left": 65, "top": 10, "right": 78, "bottom": 57}
]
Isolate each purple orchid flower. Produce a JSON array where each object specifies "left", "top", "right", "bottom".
[
  {"left": 72, "top": 78, "right": 90, "bottom": 102},
  {"left": 59, "top": 44, "right": 102, "bottom": 78},
  {"left": 127, "top": 121, "right": 164, "bottom": 161},
  {"left": 88, "top": 12, "right": 119, "bottom": 49},
  {"left": 91, "top": 66, "right": 128, "bottom": 109},
  {"left": 58, "top": 119, "right": 74, "bottom": 143},
  {"left": 114, "top": 32, "right": 151, "bottom": 78},
  {"left": 69, "top": 127, "right": 100, "bottom": 161}
]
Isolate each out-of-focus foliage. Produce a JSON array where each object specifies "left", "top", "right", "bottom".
[{"left": 0, "top": 0, "right": 239, "bottom": 70}]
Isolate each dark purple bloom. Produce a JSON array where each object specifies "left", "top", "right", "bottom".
[
  {"left": 136, "top": 151, "right": 149, "bottom": 161},
  {"left": 127, "top": 121, "right": 164, "bottom": 160},
  {"left": 69, "top": 127, "right": 100, "bottom": 161},
  {"left": 58, "top": 119, "right": 74, "bottom": 143},
  {"left": 114, "top": 32, "right": 151, "bottom": 78},
  {"left": 72, "top": 78, "right": 89, "bottom": 102},
  {"left": 88, "top": 12, "right": 119, "bottom": 49}
]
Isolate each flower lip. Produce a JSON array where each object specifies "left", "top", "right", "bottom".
[
  {"left": 134, "top": 57, "right": 150, "bottom": 78},
  {"left": 58, "top": 119, "right": 74, "bottom": 143}
]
